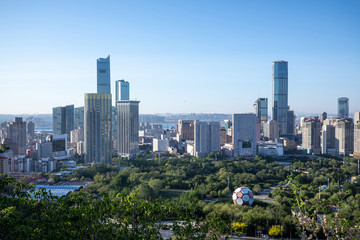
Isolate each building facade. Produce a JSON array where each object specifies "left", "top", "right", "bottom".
[
  {"left": 115, "top": 80, "right": 130, "bottom": 101},
  {"left": 335, "top": 118, "right": 353, "bottom": 156},
  {"left": 7, "top": 117, "right": 27, "bottom": 154},
  {"left": 194, "top": 121, "right": 220, "bottom": 157},
  {"left": 84, "top": 93, "right": 112, "bottom": 163},
  {"left": 272, "top": 60, "right": 288, "bottom": 136},
  {"left": 97, "top": 55, "right": 111, "bottom": 94},
  {"left": 338, "top": 97, "right": 349, "bottom": 118},
  {"left": 232, "top": 114, "right": 257, "bottom": 157},
  {"left": 177, "top": 120, "right": 194, "bottom": 142},
  {"left": 301, "top": 117, "right": 321, "bottom": 154},
  {"left": 254, "top": 98, "right": 268, "bottom": 135},
  {"left": 117, "top": 100, "right": 140, "bottom": 158},
  {"left": 52, "top": 105, "right": 74, "bottom": 138},
  {"left": 74, "top": 106, "right": 84, "bottom": 129}
]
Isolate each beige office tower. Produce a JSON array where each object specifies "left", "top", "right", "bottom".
[
  {"left": 335, "top": 118, "right": 354, "bottom": 156},
  {"left": 301, "top": 118, "right": 321, "bottom": 154},
  {"left": 354, "top": 112, "right": 360, "bottom": 125},
  {"left": 353, "top": 121, "right": 360, "bottom": 158},
  {"left": 177, "top": 120, "right": 194, "bottom": 142},
  {"left": 263, "top": 120, "right": 280, "bottom": 141},
  {"left": 84, "top": 93, "right": 112, "bottom": 164}
]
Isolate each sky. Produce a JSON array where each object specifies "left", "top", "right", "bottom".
[{"left": 0, "top": 0, "right": 359, "bottom": 115}]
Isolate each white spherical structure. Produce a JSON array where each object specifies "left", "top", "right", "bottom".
[{"left": 232, "top": 187, "right": 254, "bottom": 206}]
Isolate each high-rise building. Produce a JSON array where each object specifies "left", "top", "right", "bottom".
[
  {"left": 335, "top": 118, "right": 354, "bottom": 156},
  {"left": 7, "top": 117, "right": 27, "bottom": 154},
  {"left": 115, "top": 80, "right": 130, "bottom": 101},
  {"left": 354, "top": 112, "right": 360, "bottom": 124},
  {"left": 232, "top": 114, "right": 257, "bottom": 157},
  {"left": 52, "top": 105, "right": 74, "bottom": 138},
  {"left": 321, "top": 112, "right": 328, "bottom": 123},
  {"left": 112, "top": 106, "right": 118, "bottom": 141},
  {"left": 84, "top": 94, "right": 112, "bottom": 163},
  {"left": 338, "top": 97, "right": 349, "bottom": 118},
  {"left": 74, "top": 107, "right": 84, "bottom": 129},
  {"left": 27, "top": 121, "right": 35, "bottom": 139},
  {"left": 254, "top": 98, "right": 268, "bottom": 135},
  {"left": 117, "top": 100, "right": 140, "bottom": 158},
  {"left": 272, "top": 60, "right": 288, "bottom": 136},
  {"left": 301, "top": 117, "right": 321, "bottom": 154},
  {"left": 177, "top": 120, "right": 195, "bottom": 142},
  {"left": 322, "top": 124, "right": 336, "bottom": 155},
  {"left": 263, "top": 120, "right": 280, "bottom": 141},
  {"left": 194, "top": 121, "right": 220, "bottom": 157},
  {"left": 70, "top": 126, "right": 84, "bottom": 143},
  {"left": 97, "top": 55, "right": 111, "bottom": 94},
  {"left": 286, "top": 109, "right": 296, "bottom": 139},
  {"left": 354, "top": 121, "right": 360, "bottom": 158}
]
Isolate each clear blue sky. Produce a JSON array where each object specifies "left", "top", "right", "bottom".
[{"left": 0, "top": 0, "right": 359, "bottom": 115}]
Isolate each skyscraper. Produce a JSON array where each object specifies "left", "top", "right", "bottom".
[
  {"left": 97, "top": 55, "right": 111, "bottom": 94},
  {"left": 194, "top": 121, "right": 220, "bottom": 157},
  {"left": 254, "top": 98, "right": 268, "bottom": 135},
  {"left": 335, "top": 118, "right": 354, "bottom": 156},
  {"left": 52, "top": 105, "right": 74, "bottom": 139},
  {"left": 7, "top": 117, "right": 27, "bottom": 154},
  {"left": 84, "top": 93, "right": 112, "bottom": 163},
  {"left": 74, "top": 106, "right": 84, "bottom": 129},
  {"left": 117, "top": 100, "right": 140, "bottom": 158},
  {"left": 232, "top": 113, "right": 257, "bottom": 157},
  {"left": 115, "top": 80, "right": 130, "bottom": 101},
  {"left": 272, "top": 60, "right": 288, "bottom": 136},
  {"left": 301, "top": 117, "right": 321, "bottom": 154},
  {"left": 338, "top": 97, "right": 349, "bottom": 118}
]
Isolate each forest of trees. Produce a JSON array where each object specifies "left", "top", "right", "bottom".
[{"left": 1, "top": 152, "right": 360, "bottom": 239}]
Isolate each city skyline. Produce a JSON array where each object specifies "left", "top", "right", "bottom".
[{"left": 1, "top": 1, "right": 360, "bottom": 114}]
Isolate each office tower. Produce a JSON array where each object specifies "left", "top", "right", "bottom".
[
  {"left": 223, "top": 120, "right": 232, "bottom": 136},
  {"left": 97, "top": 55, "right": 111, "bottom": 94},
  {"left": 322, "top": 124, "right": 336, "bottom": 154},
  {"left": 354, "top": 112, "right": 360, "bottom": 124},
  {"left": 335, "top": 118, "right": 354, "bottom": 156},
  {"left": 232, "top": 114, "right": 257, "bottom": 157},
  {"left": 27, "top": 121, "right": 35, "bottom": 139},
  {"left": 117, "top": 100, "right": 140, "bottom": 158},
  {"left": 194, "top": 121, "right": 220, "bottom": 157},
  {"left": 52, "top": 105, "right": 74, "bottom": 138},
  {"left": 177, "top": 120, "right": 195, "bottom": 142},
  {"left": 354, "top": 121, "right": 360, "bottom": 158},
  {"left": 286, "top": 109, "right": 296, "bottom": 139},
  {"left": 74, "top": 107, "right": 84, "bottom": 129},
  {"left": 70, "top": 126, "right": 84, "bottom": 143},
  {"left": 321, "top": 112, "right": 328, "bottom": 123},
  {"left": 254, "top": 98, "right": 268, "bottom": 134},
  {"left": 7, "top": 117, "right": 27, "bottom": 154},
  {"left": 263, "top": 120, "right": 280, "bottom": 141},
  {"left": 338, "top": 97, "right": 349, "bottom": 118},
  {"left": 112, "top": 106, "right": 118, "bottom": 141},
  {"left": 77, "top": 141, "right": 85, "bottom": 155},
  {"left": 115, "top": 80, "right": 130, "bottom": 101},
  {"left": 272, "top": 60, "right": 288, "bottom": 136},
  {"left": 84, "top": 94, "right": 112, "bottom": 163},
  {"left": 301, "top": 117, "right": 321, "bottom": 154}
]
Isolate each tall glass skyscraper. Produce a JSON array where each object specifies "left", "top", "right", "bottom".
[
  {"left": 97, "top": 55, "right": 111, "bottom": 94},
  {"left": 115, "top": 80, "right": 130, "bottom": 101},
  {"left": 272, "top": 60, "right": 288, "bottom": 136},
  {"left": 338, "top": 97, "right": 349, "bottom": 118}
]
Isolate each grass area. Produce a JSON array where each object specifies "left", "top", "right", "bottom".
[{"left": 159, "top": 189, "right": 189, "bottom": 199}]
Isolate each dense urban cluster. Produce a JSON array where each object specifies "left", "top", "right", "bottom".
[{"left": 1, "top": 57, "right": 360, "bottom": 239}]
